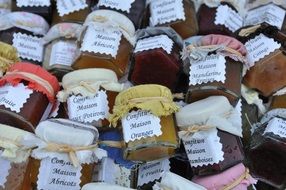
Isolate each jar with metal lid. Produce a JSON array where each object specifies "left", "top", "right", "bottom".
[
  {"left": 0, "top": 41, "right": 19, "bottom": 76},
  {"left": 0, "top": 62, "right": 60, "bottom": 132},
  {"left": 74, "top": 10, "right": 135, "bottom": 78},
  {"left": 0, "top": 0, "right": 10, "bottom": 16},
  {"left": 57, "top": 68, "right": 124, "bottom": 130},
  {"left": 175, "top": 96, "right": 244, "bottom": 176},
  {"left": 0, "top": 12, "right": 49, "bottom": 65},
  {"left": 109, "top": 84, "right": 179, "bottom": 162},
  {"left": 43, "top": 23, "right": 82, "bottom": 80}
]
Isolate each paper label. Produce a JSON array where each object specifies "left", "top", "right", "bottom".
[
  {"left": 137, "top": 159, "right": 170, "bottom": 186},
  {"left": 149, "top": 0, "right": 185, "bottom": 26},
  {"left": 0, "top": 8, "right": 10, "bottom": 15},
  {"left": 215, "top": 5, "right": 243, "bottom": 32},
  {"left": 50, "top": 41, "right": 77, "bottom": 67},
  {"left": 244, "top": 4, "right": 286, "bottom": 30},
  {"left": 98, "top": 0, "right": 135, "bottom": 13},
  {"left": 245, "top": 34, "right": 281, "bottom": 67},
  {"left": 80, "top": 25, "right": 122, "bottom": 58},
  {"left": 37, "top": 157, "right": 82, "bottom": 190},
  {"left": 189, "top": 54, "right": 226, "bottom": 85},
  {"left": 13, "top": 33, "right": 44, "bottom": 62},
  {"left": 0, "top": 151, "right": 11, "bottom": 188},
  {"left": 122, "top": 110, "right": 162, "bottom": 142},
  {"left": 16, "top": 0, "right": 51, "bottom": 7},
  {"left": 182, "top": 128, "right": 224, "bottom": 167},
  {"left": 264, "top": 117, "right": 286, "bottom": 138},
  {"left": 57, "top": 0, "right": 88, "bottom": 16},
  {"left": 134, "top": 35, "right": 174, "bottom": 54},
  {"left": 67, "top": 90, "right": 109, "bottom": 123},
  {"left": 0, "top": 83, "right": 33, "bottom": 113}
]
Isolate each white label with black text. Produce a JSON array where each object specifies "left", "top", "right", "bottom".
[
  {"left": 134, "top": 35, "right": 174, "bottom": 54},
  {"left": 245, "top": 34, "right": 281, "bottom": 67},
  {"left": 0, "top": 151, "right": 11, "bottom": 188},
  {"left": 16, "top": 0, "right": 51, "bottom": 7},
  {"left": 149, "top": 0, "right": 185, "bottom": 26},
  {"left": 244, "top": 4, "right": 286, "bottom": 30},
  {"left": 122, "top": 110, "right": 162, "bottom": 142},
  {"left": 80, "top": 25, "right": 122, "bottom": 58},
  {"left": 0, "top": 83, "right": 33, "bottom": 113},
  {"left": 182, "top": 128, "right": 224, "bottom": 167},
  {"left": 37, "top": 157, "right": 82, "bottom": 190},
  {"left": 264, "top": 117, "right": 286, "bottom": 138},
  {"left": 215, "top": 5, "right": 243, "bottom": 32},
  {"left": 57, "top": 0, "right": 88, "bottom": 16},
  {"left": 67, "top": 90, "right": 109, "bottom": 123},
  {"left": 189, "top": 54, "right": 226, "bottom": 85},
  {"left": 50, "top": 41, "right": 77, "bottom": 67},
  {"left": 98, "top": 0, "right": 135, "bottom": 13},
  {"left": 13, "top": 33, "right": 44, "bottom": 62}
]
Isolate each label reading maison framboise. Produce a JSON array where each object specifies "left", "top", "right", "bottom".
[
  {"left": 98, "top": 0, "right": 135, "bottom": 13},
  {"left": 182, "top": 128, "right": 224, "bottom": 167},
  {"left": 149, "top": 0, "right": 185, "bottom": 26},
  {"left": 67, "top": 90, "right": 109, "bottom": 123},
  {"left": 80, "top": 25, "right": 122, "bottom": 58},
  {"left": 264, "top": 117, "right": 286, "bottom": 138},
  {"left": 0, "top": 151, "right": 11, "bottom": 188},
  {"left": 16, "top": 0, "right": 51, "bottom": 7},
  {"left": 57, "top": 0, "right": 88, "bottom": 16},
  {"left": 189, "top": 54, "right": 226, "bottom": 85},
  {"left": 13, "top": 33, "right": 44, "bottom": 62},
  {"left": 50, "top": 41, "right": 77, "bottom": 66},
  {"left": 122, "top": 110, "right": 162, "bottom": 142},
  {"left": 37, "top": 157, "right": 82, "bottom": 190}
]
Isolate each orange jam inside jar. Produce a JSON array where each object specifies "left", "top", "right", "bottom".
[{"left": 0, "top": 62, "right": 60, "bottom": 132}]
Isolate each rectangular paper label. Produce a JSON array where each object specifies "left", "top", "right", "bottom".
[
  {"left": 0, "top": 151, "right": 11, "bottom": 188},
  {"left": 244, "top": 4, "right": 286, "bottom": 30},
  {"left": 134, "top": 35, "right": 174, "bottom": 54},
  {"left": 189, "top": 54, "right": 226, "bottom": 85},
  {"left": 98, "top": 0, "right": 135, "bottom": 13},
  {"left": 16, "top": 0, "right": 51, "bottom": 7},
  {"left": 264, "top": 117, "right": 286, "bottom": 138},
  {"left": 80, "top": 25, "right": 122, "bottom": 58},
  {"left": 149, "top": 0, "right": 185, "bottom": 26},
  {"left": 13, "top": 33, "right": 44, "bottom": 62},
  {"left": 57, "top": 0, "right": 88, "bottom": 16},
  {"left": 245, "top": 34, "right": 281, "bottom": 67},
  {"left": 122, "top": 110, "right": 162, "bottom": 142},
  {"left": 50, "top": 41, "right": 77, "bottom": 67}
]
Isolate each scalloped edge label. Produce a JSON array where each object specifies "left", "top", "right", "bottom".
[
  {"left": 16, "top": 0, "right": 51, "bottom": 7},
  {"left": 97, "top": 0, "right": 135, "bottom": 13},
  {"left": 0, "top": 151, "right": 11, "bottom": 188},
  {"left": 264, "top": 117, "right": 286, "bottom": 138},
  {"left": 189, "top": 54, "right": 226, "bottom": 86},
  {"left": 57, "top": 0, "right": 88, "bottom": 16},
  {"left": 122, "top": 110, "right": 162, "bottom": 142}
]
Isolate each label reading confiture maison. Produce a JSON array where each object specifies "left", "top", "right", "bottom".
[
  {"left": 57, "top": 0, "right": 88, "bottom": 16},
  {"left": 264, "top": 117, "right": 286, "bottom": 139},
  {"left": 16, "top": 0, "right": 51, "bottom": 7},
  {"left": 0, "top": 151, "right": 11, "bottom": 188},
  {"left": 98, "top": 0, "right": 135, "bottom": 13}
]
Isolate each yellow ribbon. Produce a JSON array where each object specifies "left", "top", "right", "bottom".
[
  {"left": 98, "top": 140, "right": 125, "bottom": 149},
  {"left": 78, "top": 81, "right": 98, "bottom": 93},
  {"left": 238, "top": 24, "right": 261, "bottom": 37},
  {"left": 180, "top": 125, "right": 214, "bottom": 137},
  {"left": 222, "top": 168, "right": 251, "bottom": 190},
  {"left": 129, "top": 96, "right": 172, "bottom": 104}
]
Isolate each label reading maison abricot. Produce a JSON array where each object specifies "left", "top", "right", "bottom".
[
  {"left": 0, "top": 151, "right": 11, "bottom": 188},
  {"left": 57, "top": 0, "right": 88, "bottom": 16},
  {"left": 264, "top": 117, "right": 286, "bottom": 139},
  {"left": 122, "top": 110, "right": 162, "bottom": 142},
  {"left": 98, "top": 0, "right": 135, "bottom": 13},
  {"left": 50, "top": 41, "right": 77, "bottom": 66},
  {"left": 16, "top": 0, "right": 51, "bottom": 7}
]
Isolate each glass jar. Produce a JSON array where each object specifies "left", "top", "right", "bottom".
[
  {"left": 27, "top": 119, "right": 107, "bottom": 190},
  {"left": 175, "top": 96, "right": 244, "bottom": 176},
  {"left": 129, "top": 27, "right": 183, "bottom": 91},
  {"left": 82, "top": 183, "right": 134, "bottom": 190},
  {"left": 0, "top": 41, "right": 20, "bottom": 76},
  {"left": 73, "top": 10, "right": 135, "bottom": 78},
  {"left": 95, "top": 0, "right": 146, "bottom": 29},
  {"left": 271, "top": 94, "right": 286, "bottom": 109},
  {"left": 43, "top": 23, "right": 82, "bottom": 80},
  {"left": 0, "top": 62, "right": 60, "bottom": 132},
  {"left": 57, "top": 68, "right": 124, "bottom": 130},
  {"left": 109, "top": 84, "right": 179, "bottom": 162},
  {"left": 0, "top": 12, "right": 49, "bottom": 65},
  {"left": 0, "top": 123, "right": 35, "bottom": 190},
  {"left": 146, "top": 0, "right": 198, "bottom": 39},
  {"left": 0, "top": 0, "right": 10, "bottom": 16},
  {"left": 183, "top": 34, "right": 246, "bottom": 106},
  {"left": 52, "top": 0, "right": 92, "bottom": 24}
]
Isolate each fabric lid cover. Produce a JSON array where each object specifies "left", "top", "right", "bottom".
[
  {"left": 247, "top": 0, "right": 286, "bottom": 9},
  {"left": 0, "top": 41, "right": 20, "bottom": 75},
  {"left": 82, "top": 183, "right": 135, "bottom": 190}
]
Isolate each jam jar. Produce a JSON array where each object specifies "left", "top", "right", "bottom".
[
  {"left": 0, "top": 62, "right": 60, "bottom": 132},
  {"left": 73, "top": 10, "right": 135, "bottom": 78},
  {"left": 0, "top": 123, "right": 35, "bottom": 190},
  {"left": 82, "top": 183, "right": 135, "bottom": 190},
  {"left": 95, "top": 0, "right": 146, "bottom": 29},
  {"left": 43, "top": 23, "right": 82, "bottom": 80},
  {"left": 197, "top": 1, "right": 244, "bottom": 36},
  {"left": 52, "top": 0, "right": 92, "bottom": 24},
  {"left": 57, "top": 68, "right": 124, "bottom": 130},
  {"left": 248, "top": 109, "right": 286, "bottom": 189},
  {"left": 237, "top": 23, "right": 286, "bottom": 98},
  {"left": 0, "top": 41, "right": 19, "bottom": 76},
  {"left": 109, "top": 84, "right": 179, "bottom": 162},
  {"left": 11, "top": 0, "right": 53, "bottom": 23},
  {"left": 183, "top": 34, "right": 247, "bottom": 106},
  {"left": 0, "top": 0, "right": 10, "bottom": 15},
  {"left": 0, "top": 12, "right": 49, "bottom": 65},
  {"left": 175, "top": 96, "right": 244, "bottom": 176},
  {"left": 129, "top": 27, "right": 183, "bottom": 91},
  {"left": 26, "top": 119, "right": 107, "bottom": 190}
]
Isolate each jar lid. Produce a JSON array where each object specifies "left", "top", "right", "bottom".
[
  {"left": 0, "top": 41, "right": 20, "bottom": 76},
  {"left": 196, "top": 0, "right": 247, "bottom": 14},
  {"left": 247, "top": 0, "right": 286, "bottom": 9},
  {"left": 0, "top": 62, "right": 60, "bottom": 102},
  {"left": 84, "top": 10, "right": 136, "bottom": 45},
  {"left": 109, "top": 84, "right": 179, "bottom": 127},
  {"left": 0, "top": 11, "right": 49, "bottom": 35},
  {"left": 82, "top": 183, "right": 135, "bottom": 190},
  {"left": 57, "top": 68, "right": 124, "bottom": 102}
]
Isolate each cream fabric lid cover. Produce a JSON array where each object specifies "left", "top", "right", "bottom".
[
  {"left": 83, "top": 10, "right": 136, "bottom": 46},
  {"left": 175, "top": 96, "right": 242, "bottom": 137},
  {"left": 82, "top": 183, "right": 135, "bottom": 190},
  {"left": 247, "top": 0, "right": 286, "bottom": 9},
  {"left": 57, "top": 68, "right": 124, "bottom": 102},
  {"left": 0, "top": 11, "right": 49, "bottom": 35}
]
